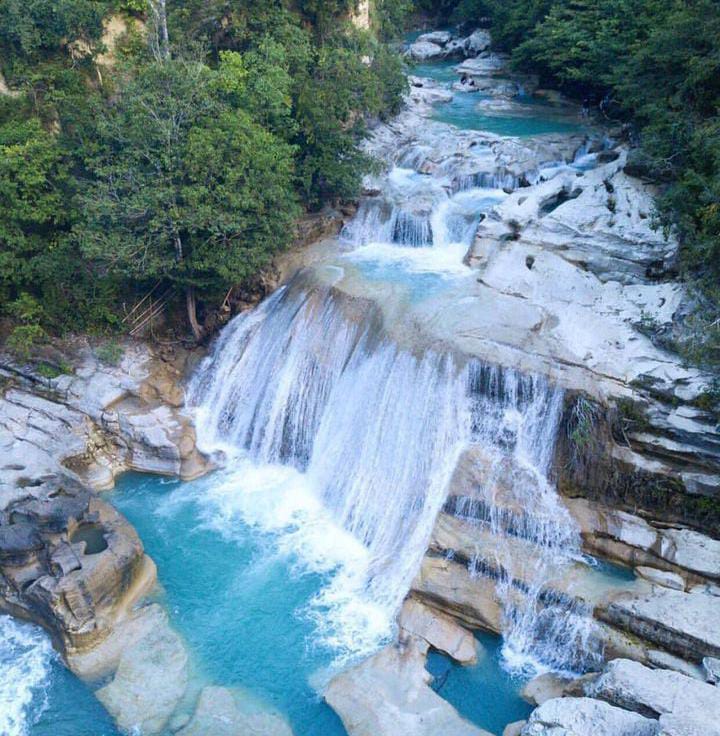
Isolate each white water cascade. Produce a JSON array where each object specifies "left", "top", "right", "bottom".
[
  {"left": 449, "top": 365, "right": 603, "bottom": 675},
  {"left": 190, "top": 277, "right": 599, "bottom": 674},
  {"left": 340, "top": 166, "right": 506, "bottom": 252},
  {"left": 190, "top": 281, "right": 472, "bottom": 657}
]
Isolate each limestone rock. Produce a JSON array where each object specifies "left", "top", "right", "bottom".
[
  {"left": 96, "top": 606, "right": 189, "bottom": 735},
  {"left": 657, "top": 528, "right": 720, "bottom": 580},
  {"left": 646, "top": 649, "right": 704, "bottom": 680},
  {"left": 406, "top": 40, "right": 444, "bottom": 61},
  {"left": 521, "top": 673, "right": 574, "bottom": 707},
  {"left": 411, "top": 555, "right": 503, "bottom": 633},
  {"left": 398, "top": 597, "right": 478, "bottom": 664},
  {"left": 178, "top": 686, "right": 293, "bottom": 736},
  {"left": 704, "top": 656, "right": 720, "bottom": 684},
  {"left": 635, "top": 567, "right": 685, "bottom": 591},
  {"left": 325, "top": 637, "right": 492, "bottom": 736},
  {"left": 417, "top": 31, "right": 452, "bottom": 46},
  {"left": 464, "top": 30, "right": 492, "bottom": 57},
  {"left": 520, "top": 697, "right": 659, "bottom": 736},
  {"left": 565, "top": 499, "right": 720, "bottom": 581},
  {"left": 658, "top": 713, "right": 715, "bottom": 736},
  {"left": 587, "top": 658, "right": 720, "bottom": 724},
  {"left": 0, "top": 340, "right": 209, "bottom": 659},
  {"left": 600, "top": 587, "right": 720, "bottom": 661},
  {"left": 503, "top": 721, "right": 526, "bottom": 736}
]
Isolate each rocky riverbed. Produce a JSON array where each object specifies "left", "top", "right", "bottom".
[{"left": 2, "top": 25, "right": 719, "bottom": 736}]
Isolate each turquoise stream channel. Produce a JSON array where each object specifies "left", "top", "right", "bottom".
[
  {"left": 411, "top": 60, "right": 582, "bottom": 136},
  {"left": 11, "top": 472, "right": 532, "bottom": 736}
]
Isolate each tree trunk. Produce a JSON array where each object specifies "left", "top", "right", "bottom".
[
  {"left": 185, "top": 286, "right": 203, "bottom": 341},
  {"left": 150, "top": 0, "right": 170, "bottom": 61}
]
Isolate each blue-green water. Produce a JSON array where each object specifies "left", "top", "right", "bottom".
[
  {"left": 410, "top": 59, "right": 582, "bottom": 137},
  {"left": 31, "top": 664, "right": 119, "bottom": 736},
  {"left": 109, "top": 472, "right": 348, "bottom": 736},
  {"left": 17, "top": 470, "right": 533, "bottom": 736},
  {"left": 412, "top": 59, "right": 460, "bottom": 84},
  {"left": 432, "top": 91, "right": 582, "bottom": 136},
  {"left": 0, "top": 613, "right": 120, "bottom": 736},
  {"left": 427, "top": 631, "right": 533, "bottom": 735}
]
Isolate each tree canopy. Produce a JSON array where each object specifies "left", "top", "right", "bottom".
[{"left": 0, "top": 0, "right": 407, "bottom": 344}]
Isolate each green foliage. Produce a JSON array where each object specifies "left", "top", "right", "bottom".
[
  {"left": 566, "top": 395, "right": 601, "bottom": 468},
  {"left": 0, "top": 0, "right": 107, "bottom": 82},
  {"left": 373, "top": 0, "right": 414, "bottom": 40},
  {"left": 0, "top": 0, "right": 407, "bottom": 340},
  {"left": 95, "top": 340, "right": 124, "bottom": 366},
  {"left": 0, "top": 115, "right": 74, "bottom": 307},
  {"left": 118, "top": 0, "right": 147, "bottom": 15},
  {"left": 36, "top": 360, "right": 72, "bottom": 378},
  {"left": 5, "top": 294, "right": 48, "bottom": 359},
  {"left": 76, "top": 55, "right": 299, "bottom": 302}
]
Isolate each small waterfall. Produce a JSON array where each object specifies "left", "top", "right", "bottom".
[
  {"left": 190, "top": 278, "right": 598, "bottom": 673},
  {"left": 452, "top": 170, "right": 523, "bottom": 192},
  {"left": 341, "top": 167, "right": 504, "bottom": 251},
  {"left": 449, "top": 364, "right": 602, "bottom": 675}
]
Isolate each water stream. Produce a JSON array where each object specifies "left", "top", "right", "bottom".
[{"left": 15, "top": 50, "right": 612, "bottom": 736}]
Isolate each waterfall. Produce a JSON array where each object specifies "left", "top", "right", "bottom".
[
  {"left": 340, "top": 166, "right": 504, "bottom": 251},
  {"left": 189, "top": 280, "right": 471, "bottom": 658},
  {"left": 449, "top": 364, "right": 602, "bottom": 675},
  {"left": 189, "top": 276, "right": 598, "bottom": 674}
]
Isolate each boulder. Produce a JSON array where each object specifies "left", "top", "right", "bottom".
[
  {"left": 96, "top": 605, "right": 189, "bottom": 734},
  {"left": 325, "top": 637, "right": 492, "bottom": 736},
  {"left": 587, "top": 658, "right": 720, "bottom": 724},
  {"left": 178, "top": 686, "right": 293, "bottom": 736},
  {"left": 521, "top": 673, "right": 574, "bottom": 706},
  {"left": 464, "top": 30, "right": 491, "bottom": 57},
  {"left": 520, "top": 697, "right": 659, "bottom": 736},
  {"left": 406, "top": 41, "right": 444, "bottom": 61},
  {"left": 503, "top": 722, "right": 526, "bottom": 736},
  {"left": 417, "top": 31, "right": 452, "bottom": 46},
  {"left": 398, "top": 597, "right": 478, "bottom": 664}
]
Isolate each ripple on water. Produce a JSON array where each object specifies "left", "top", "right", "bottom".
[
  {"left": 0, "top": 616, "right": 54, "bottom": 736},
  {"left": 0, "top": 615, "right": 120, "bottom": 736}
]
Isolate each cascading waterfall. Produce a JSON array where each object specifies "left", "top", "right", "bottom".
[
  {"left": 189, "top": 60, "right": 607, "bottom": 677},
  {"left": 189, "top": 280, "right": 472, "bottom": 658},
  {"left": 456, "top": 364, "right": 602, "bottom": 675},
  {"left": 189, "top": 276, "right": 598, "bottom": 674},
  {"left": 340, "top": 166, "right": 504, "bottom": 251}
]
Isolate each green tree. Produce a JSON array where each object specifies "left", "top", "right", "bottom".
[
  {"left": 0, "top": 116, "right": 71, "bottom": 303},
  {"left": 76, "top": 54, "right": 298, "bottom": 339},
  {"left": 0, "top": 0, "right": 106, "bottom": 81}
]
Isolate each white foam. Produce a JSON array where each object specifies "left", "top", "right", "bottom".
[
  {"left": 183, "top": 460, "right": 396, "bottom": 662},
  {"left": 0, "top": 616, "right": 55, "bottom": 736}
]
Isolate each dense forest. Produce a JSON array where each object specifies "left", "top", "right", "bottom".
[
  {"left": 1, "top": 0, "right": 719, "bottom": 369},
  {"left": 0, "top": 0, "right": 408, "bottom": 348}
]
